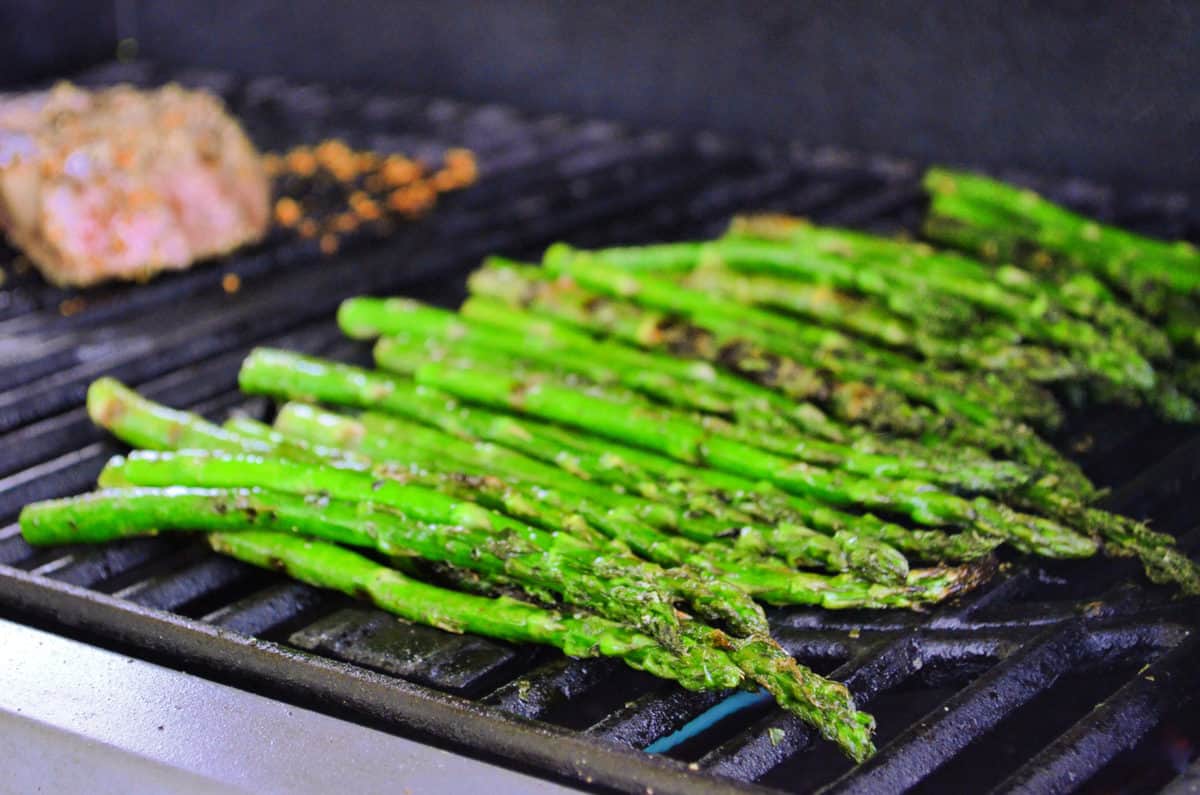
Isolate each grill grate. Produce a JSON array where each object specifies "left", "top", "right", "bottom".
[{"left": 0, "top": 62, "right": 1198, "bottom": 795}]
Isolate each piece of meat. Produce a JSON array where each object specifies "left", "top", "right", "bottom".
[{"left": 0, "top": 82, "right": 270, "bottom": 287}]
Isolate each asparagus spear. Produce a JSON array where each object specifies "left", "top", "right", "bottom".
[
  {"left": 220, "top": 415, "right": 644, "bottom": 549},
  {"left": 23, "top": 490, "right": 876, "bottom": 762},
  {"left": 223, "top": 414, "right": 667, "bottom": 551},
  {"left": 268, "top": 392, "right": 1187, "bottom": 596},
  {"left": 221, "top": 416, "right": 705, "bottom": 563},
  {"left": 418, "top": 560, "right": 882, "bottom": 766},
  {"left": 93, "top": 380, "right": 762, "bottom": 634},
  {"left": 19, "top": 485, "right": 892, "bottom": 761},
  {"left": 683, "top": 234, "right": 1158, "bottom": 392},
  {"left": 922, "top": 168, "right": 1200, "bottom": 295},
  {"left": 416, "top": 359, "right": 1096, "bottom": 554},
  {"left": 216, "top": 530, "right": 886, "bottom": 761},
  {"left": 208, "top": 529, "right": 748, "bottom": 692},
  {"left": 922, "top": 169, "right": 1200, "bottom": 392},
  {"left": 340, "top": 295, "right": 836, "bottom": 439},
  {"left": 920, "top": 171, "right": 1200, "bottom": 417},
  {"left": 547, "top": 234, "right": 1080, "bottom": 410},
  {"left": 729, "top": 213, "right": 1174, "bottom": 360},
  {"left": 678, "top": 264, "right": 1083, "bottom": 382},
  {"left": 237, "top": 348, "right": 876, "bottom": 562},
  {"left": 923, "top": 170, "right": 1200, "bottom": 343},
  {"left": 371, "top": 332, "right": 1032, "bottom": 496},
  {"left": 86, "top": 377, "right": 271, "bottom": 454},
  {"left": 1012, "top": 482, "right": 1200, "bottom": 594},
  {"left": 455, "top": 291, "right": 1074, "bottom": 495},
  {"left": 405, "top": 403, "right": 1001, "bottom": 563},
  {"left": 277, "top": 401, "right": 999, "bottom": 572},
  {"left": 466, "top": 265, "right": 929, "bottom": 434},
  {"left": 82, "top": 379, "right": 946, "bottom": 604},
  {"left": 516, "top": 240, "right": 1196, "bottom": 588},
  {"left": 924, "top": 187, "right": 1179, "bottom": 323},
  {"left": 929, "top": 186, "right": 1200, "bottom": 347},
  {"left": 396, "top": 354, "right": 1065, "bottom": 542},
  {"left": 22, "top": 485, "right": 700, "bottom": 649},
  {"left": 505, "top": 270, "right": 1079, "bottom": 497},
  {"left": 288, "top": 402, "right": 918, "bottom": 588},
  {"left": 103, "top": 449, "right": 990, "bottom": 612},
  {"left": 84, "top": 386, "right": 769, "bottom": 631},
  {"left": 276, "top": 398, "right": 863, "bottom": 579},
  {"left": 467, "top": 259, "right": 1053, "bottom": 431},
  {"left": 543, "top": 236, "right": 1156, "bottom": 395},
  {"left": 466, "top": 263, "right": 1091, "bottom": 492},
  {"left": 237, "top": 346, "right": 1094, "bottom": 558},
  {"left": 542, "top": 248, "right": 1074, "bottom": 426},
  {"left": 102, "top": 449, "right": 781, "bottom": 633},
  {"left": 281, "top": 403, "right": 935, "bottom": 581}
]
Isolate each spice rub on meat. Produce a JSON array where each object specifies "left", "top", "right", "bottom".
[{"left": 0, "top": 82, "right": 270, "bottom": 286}]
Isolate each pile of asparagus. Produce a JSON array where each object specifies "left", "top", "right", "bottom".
[
  {"left": 923, "top": 167, "right": 1200, "bottom": 408},
  {"left": 17, "top": 167, "right": 1200, "bottom": 764}
]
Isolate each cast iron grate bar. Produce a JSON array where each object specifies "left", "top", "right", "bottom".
[
  {"left": 0, "top": 62, "right": 1196, "bottom": 795},
  {"left": 697, "top": 568, "right": 1041, "bottom": 783},
  {"left": 989, "top": 635, "right": 1200, "bottom": 794},
  {"left": 483, "top": 657, "right": 623, "bottom": 722},
  {"left": 202, "top": 581, "right": 329, "bottom": 638}
]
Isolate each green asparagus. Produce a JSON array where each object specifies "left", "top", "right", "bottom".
[
  {"left": 341, "top": 295, "right": 836, "bottom": 438},
  {"left": 371, "top": 332, "right": 1032, "bottom": 495},
  {"left": 21, "top": 485, "right": 700, "bottom": 648},
  {"left": 465, "top": 263, "right": 1090, "bottom": 491},
  {"left": 237, "top": 346, "right": 1095, "bottom": 558},
  {"left": 275, "top": 401, "right": 998, "bottom": 575},
  {"left": 209, "top": 530, "right": 744, "bottom": 690},
  {"left": 21, "top": 488, "right": 877, "bottom": 760}
]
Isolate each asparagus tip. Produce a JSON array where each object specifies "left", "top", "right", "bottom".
[{"left": 86, "top": 377, "right": 131, "bottom": 430}]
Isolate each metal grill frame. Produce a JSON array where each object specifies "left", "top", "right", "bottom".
[{"left": 0, "top": 61, "right": 1198, "bottom": 795}]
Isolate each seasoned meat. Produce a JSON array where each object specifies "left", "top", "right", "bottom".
[{"left": 0, "top": 82, "right": 270, "bottom": 287}]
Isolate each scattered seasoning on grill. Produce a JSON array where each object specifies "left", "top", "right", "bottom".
[
  {"left": 58, "top": 296, "right": 86, "bottom": 316},
  {"left": 348, "top": 191, "right": 382, "bottom": 221},
  {"left": 382, "top": 154, "right": 423, "bottom": 186},
  {"left": 768, "top": 727, "right": 786, "bottom": 747},
  {"left": 221, "top": 273, "right": 241, "bottom": 294},
  {"left": 284, "top": 147, "right": 318, "bottom": 177},
  {"left": 268, "top": 139, "right": 478, "bottom": 254},
  {"left": 332, "top": 213, "right": 359, "bottom": 234},
  {"left": 273, "top": 197, "right": 302, "bottom": 227},
  {"left": 387, "top": 182, "right": 438, "bottom": 216}
]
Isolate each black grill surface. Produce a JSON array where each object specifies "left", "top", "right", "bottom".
[{"left": 1, "top": 62, "right": 1199, "bottom": 795}]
